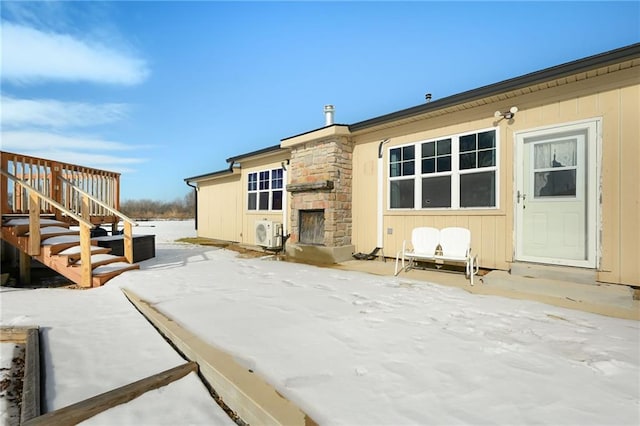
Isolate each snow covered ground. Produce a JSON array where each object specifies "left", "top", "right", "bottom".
[{"left": 1, "top": 220, "right": 639, "bottom": 425}]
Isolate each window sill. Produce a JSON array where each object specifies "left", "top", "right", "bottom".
[{"left": 385, "top": 208, "right": 505, "bottom": 216}]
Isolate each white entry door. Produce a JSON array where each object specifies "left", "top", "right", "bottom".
[{"left": 515, "top": 121, "right": 598, "bottom": 268}]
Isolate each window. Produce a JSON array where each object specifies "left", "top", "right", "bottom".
[
  {"left": 533, "top": 139, "right": 577, "bottom": 198},
  {"left": 248, "top": 168, "right": 284, "bottom": 211},
  {"left": 389, "top": 145, "right": 415, "bottom": 208},
  {"left": 421, "top": 139, "right": 452, "bottom": 208},
  {"left": 458, "top": 130, "right": 496, "bottom": 208},
  {"left": 388, "top": 129, "right": 498, "bottom": 209}
]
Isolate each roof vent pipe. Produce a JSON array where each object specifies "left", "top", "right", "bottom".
[{"left": 324, "top": 105, "right": 335, "bottom": 126}]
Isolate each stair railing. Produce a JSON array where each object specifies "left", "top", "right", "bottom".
[
  {"left": 1, "top": 168, "right": 95, "bottom": 287},
  {"left": 58, "top": 176, "right": 138, "bottom": 263}
]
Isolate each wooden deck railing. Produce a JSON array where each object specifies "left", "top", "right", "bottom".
[{"left": 1, "top": 151, "right": 121, "bottom": 229}]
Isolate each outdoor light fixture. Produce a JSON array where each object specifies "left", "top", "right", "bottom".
[{"left": 494, "top": 106, "right": 518, "bottom": 120}]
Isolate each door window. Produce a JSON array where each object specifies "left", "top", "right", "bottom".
[{"left": 533, "top": 139, "right": 577, "bottom": 198}]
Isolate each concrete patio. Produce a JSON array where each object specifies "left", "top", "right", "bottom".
[{"left": 334, "top": 258, "right": 639, "bottom": 321}]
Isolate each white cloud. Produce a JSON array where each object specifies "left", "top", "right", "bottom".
[
  {"left": 1, "top": 130, "right": 144, "bottom": 151},
  {"left": 1, "top": 21, "right": 149, "bottom": 86},
  {"left": 0, "top": 13, "right": 151, "bottom": 175},
  {"left": 1, "top": 95, "right": 129, "bottom": 129}
]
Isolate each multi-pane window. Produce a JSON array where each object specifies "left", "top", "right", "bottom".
[
  {"left": 421, "top": 139, "right": 452, "bottom": 208},
  {"left": 388, "top": 129, "right": 498, "bottom": 209},
  {"left": 271, "top": 168, "right": 283, "bottom": 209},
  {"left": 248, "top": 173, "right": 258, "bottom": 210},
  {"left": 248, "top": 168, "right": 284, "bottom": 211},
  {"left": 389, "top": 145, "right": 415, "bottom": 208},
  {"left": 459, "top": 130, "right": 496, "bottom": 208}
]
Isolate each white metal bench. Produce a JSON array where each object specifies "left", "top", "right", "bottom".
[{"left": 394, "top": 226, "right": 479, "bottom": 285}]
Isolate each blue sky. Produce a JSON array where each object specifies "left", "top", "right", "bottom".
[{"left": 1, "top": 1, "right": 638, "bottom": 202}]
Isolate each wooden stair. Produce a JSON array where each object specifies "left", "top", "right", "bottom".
[{"left": 1, "top": 217, "right": 140, "bottom": 287}]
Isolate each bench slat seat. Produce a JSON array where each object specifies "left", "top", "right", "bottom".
[{"left": 394, "top": 226, "right": 479, "bottom": 285}]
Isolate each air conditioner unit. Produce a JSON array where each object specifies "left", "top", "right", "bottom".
[{"left": 255, "top": 220, "right": 282, "bottom": 249}]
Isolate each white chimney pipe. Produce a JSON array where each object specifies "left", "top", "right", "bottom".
[{"left": 324, "top": 105, "right": 335, "bottom": 126}]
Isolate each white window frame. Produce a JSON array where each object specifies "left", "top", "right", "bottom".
[
  {"left": 388, "top": 144, "right": 416, "bottom": 209},
  {"left": 420, "top": 137, "right": 454, "bottom": 209},
  {"left": 387, "top": 127, "right": 500, "bottom": 210},
  {"left": 247, "top": 168, "right": 284, "bottom": 212}
]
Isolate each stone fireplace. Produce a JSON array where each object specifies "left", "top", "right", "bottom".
[{"left": 284, "top": 126, "right": 355, "bottom": 262}]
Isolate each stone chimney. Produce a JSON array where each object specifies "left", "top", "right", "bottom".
[{"left": 283, "top": 113, "right": 354, "bottom": 262}]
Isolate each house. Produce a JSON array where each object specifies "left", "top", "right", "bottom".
[{"left": 185, "top": 43, "right": 640, "bottom": 287}]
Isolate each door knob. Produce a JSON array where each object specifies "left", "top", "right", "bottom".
[{"left": 517, "top": 190, "right": 527, "bottom": 203}]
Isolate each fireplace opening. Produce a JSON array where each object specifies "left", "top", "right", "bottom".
[{"left": 299, "top": 209, "right": 324, "bottom": 245}]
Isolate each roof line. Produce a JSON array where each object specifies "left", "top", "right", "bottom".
[
  {"left": 185, "top": 144, "right": 284, "bottom": 183},
  {"left": 281, "top": 123, "right": 350, "bottom": 142},
  {"left": 184, "top": 168, "right": 234, "bottom": 182},
  {"left": 349, "top": 42, "right": 640, "bottom": 132},
  {"left": 225, "top": 143, "right": 284, "bottom": 163}
]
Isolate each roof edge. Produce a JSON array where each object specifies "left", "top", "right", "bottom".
[
  {"left": 281, "top": 123, "right": 351, "bottom": 143},
  {"left": 225, "top": 143, "right": 284, "bottom": 163},
  {"left": 184, "top": 167, "right": 236, "bottom": 183},
  {"left": 349, "top": 42, "right": 640, "bottom": 132}
]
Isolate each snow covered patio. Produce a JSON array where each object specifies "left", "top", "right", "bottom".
[{"left": 1, "top": 220, "right": 639, "bottom": 425}]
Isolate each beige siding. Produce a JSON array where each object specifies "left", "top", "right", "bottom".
[
  {"left": 617, "top": 84, "right": 640, "bottom": 284},
  {"left": 197, "top": 174, "right": 242, "bottom": 242},
  {"left": 351, "top": 142, "right": 379, "bottom": 252},
  {"left": 194, "top": 151, "right": 290, "bottom": 247},
  {"left": 351, "top": 69, "right": 639, "bottom": 284},
  {"left": 599, "top": 83, "right": 640, "bottom": 285},
  {"left": 598, "top": 89, "right": 621, "bottom": 279}
]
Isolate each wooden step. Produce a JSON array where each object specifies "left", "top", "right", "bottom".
[
  {"left": 3, "top": 217, "right": 64, "bottom": 225},
  {"left": 57, "top": 245, "right": 113, "bottom": 264},
  {"left": 72, "top": 253, "right": 128, "bottom": 269},
  {"left": 41, "top": 235, "right": 87, "bottom": 255},
  {"left": 28, "top": 226, "right": 78, "bottom": 240},
  {"left": 92, "top": 262, "right": 140, "bottom": 286},
  {"left": 40, "top": 256, "right": 139, "bottom": 288},
  {"left": 2, "top": 218, "right": 70, "bottom": 236},
  {"left": 2, "top": 213, "right": 56, "bottom": 220}
]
